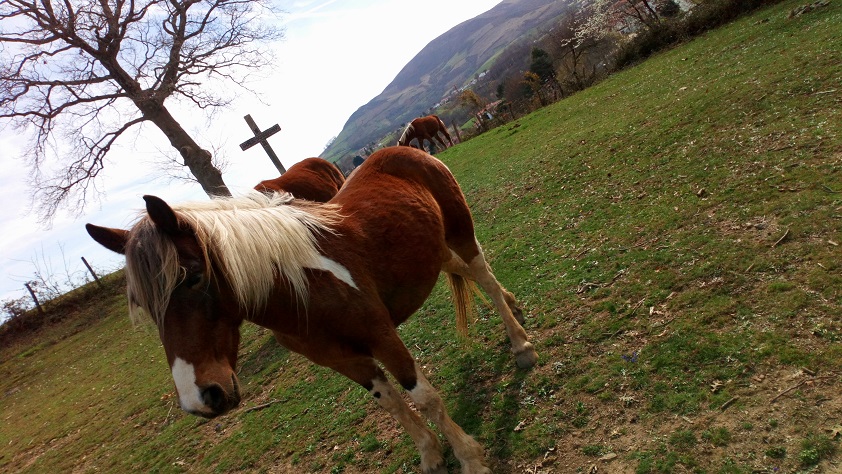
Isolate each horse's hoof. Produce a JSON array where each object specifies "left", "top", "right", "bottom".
[
  {"left": 515, "top": 344, "right": 538, "bottom": 369},
  {"left": 423, "top": 464, "right": 448, "bottom": 474},
  {"left": 463, "top": 465, "right": 492, "bottom": 474}
]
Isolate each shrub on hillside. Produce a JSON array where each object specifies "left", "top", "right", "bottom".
[
  {"left": 614, "top": 0, "right": 785, "bottom": 69},
  {"left": 1, "top": 296, "right": 37, "bottom": 331},
  {"left": 0, "top": 271, "right": 126, "bottom": 345}
]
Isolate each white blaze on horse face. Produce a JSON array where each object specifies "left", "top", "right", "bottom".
[
  {"left": 171, "top": 357, "right": 207, "bottom": 414},
  {"left": 312, "top": 256, "right": 359, "bottom": 290}
]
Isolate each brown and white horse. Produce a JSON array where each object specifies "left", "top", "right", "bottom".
[
  {"left": 254, "top": 157, "right": 345, "bottom": 202},
  {"left": 85, "top": 147, "right": 536, "bottom": 474},
  {"left": 397, "top": 114, "right": 455, "bottom": 153}
]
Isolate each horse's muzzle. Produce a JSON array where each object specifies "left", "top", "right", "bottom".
[{"left": 192, "top": 374, "right": 241, "bottom": 418}]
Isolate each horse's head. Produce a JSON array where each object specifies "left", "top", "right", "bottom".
[{"left": 86, "top": 195, "right": 242, "bottom": 418}]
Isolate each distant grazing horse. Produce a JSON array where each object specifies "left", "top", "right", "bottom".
[
  {"left": 397, "top": 114, "right": 454, "bottom": 153},
  {"left": 85, "top": 147, "right": 536, "bottom": 474},
  {"left": 254, "top": 157, "right": 345, "bottom": 202}
]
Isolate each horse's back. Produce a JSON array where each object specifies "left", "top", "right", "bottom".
[
  {"left": 337, "top": 147, "right": 454, "bottom": 201},
  {"left": 256, "top": 157, "right": 344, "bottom": 202},
  {"left": 411, "top": 115, "right": 439, "bottom": 131},
  {"left": 334, "top": 147, "right": 477, "bottom": 258}
]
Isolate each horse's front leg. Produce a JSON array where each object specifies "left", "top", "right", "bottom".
[
  {"left": 330, "top": 357, "right": 446, "bottom": 474},
  {"left": 406, "top": 365, "right": 491, "bottom": 474},
  {"left": 375, "top": 339, "right": 491, "bottom": 474}
]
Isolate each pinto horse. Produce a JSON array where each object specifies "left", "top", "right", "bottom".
[
  {"left": 397, "top": 114, "right": 455, "bottom": 153},
  {"left": 85, "top": 147, "right": 536, "bottom": 474},
  {"left": 254, "top": 157, "right": 345, "bottom": 202}
]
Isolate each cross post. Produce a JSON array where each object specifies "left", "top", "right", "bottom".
[{"left": 239, "top": 114, "right": 286, "bottom": 174}]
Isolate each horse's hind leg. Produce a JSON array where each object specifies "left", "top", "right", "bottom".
[
  {"left": 445, "top": 259, "right": 524, "bottom": 325},
  {"left": 433, "top": 134, "right": 449, "bottom": 152},
  {"left": 443, "top": 247, "right": 538, "bottom": 369}
]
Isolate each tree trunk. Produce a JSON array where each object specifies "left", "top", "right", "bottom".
[
  {"left": 106, "top": 59, "right": 232, "bottom": 198},
  {"left": 451, "top": 120, "right": 462, "bottom": 143},
  {"left": 140, "top": 102, "right": 231, "bottom": 197},
  {"left": 25, "top": 283, "right": 44, "bottom": 315}
]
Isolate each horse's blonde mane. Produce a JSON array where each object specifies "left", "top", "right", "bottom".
[
  {"left": 124, "top": 191, "right": 342, "bottom": 324},
  {"left": 397, "top": 123, "right": 415, "bottom": 146}
]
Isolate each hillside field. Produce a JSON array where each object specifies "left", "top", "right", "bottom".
[{"left": 2, "top": 0, "right": 841, "bottom": 472}]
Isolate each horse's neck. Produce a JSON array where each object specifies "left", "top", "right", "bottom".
[
  {"left": 243, "top": 239, "right": 354, "bottom": 334},
  {"left": 244, "top": 281, "right": 306, "bottom": 332}
]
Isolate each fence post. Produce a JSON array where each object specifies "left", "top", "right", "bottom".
[
  {"left": 24, "top": 283, "right": 44, "bottom": 315},
  {"left": 81, "top": 257, "right": 102, "bottom": 287}
]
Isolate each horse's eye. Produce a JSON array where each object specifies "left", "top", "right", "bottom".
[{"left": 183, "top": 272, "right": 204, "bottom": 289}]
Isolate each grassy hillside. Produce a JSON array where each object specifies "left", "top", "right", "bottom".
[{"left": 2, "top": 0, "right": 841, "bottom": 472}]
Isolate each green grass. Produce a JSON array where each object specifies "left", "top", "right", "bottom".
[{"left": 2, "top": 0, "right": 842, "bottom": 472}]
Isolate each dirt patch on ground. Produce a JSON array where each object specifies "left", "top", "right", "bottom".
[{"left": 505, "top": 365, "right": 842, "bottom": 474}]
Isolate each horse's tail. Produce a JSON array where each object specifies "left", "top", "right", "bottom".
[{"left": 445, "top": 273, "right": 480, "bottom": 336}]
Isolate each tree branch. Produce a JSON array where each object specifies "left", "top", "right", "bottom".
[{"left": 1, "top": 0, "right": 283, "bottom": 220}]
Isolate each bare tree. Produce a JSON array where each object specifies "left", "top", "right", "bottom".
[
  {"left": 573, "top": 0, "right": 617, "bottom": 42},
  {"left": 11, "top": 243, "right": 98, "bottom": 299},
  {"left": 622, "top": 0, "right": 662, "bottom": 29},
  {"left": 576, "top": 0, "right": 662, "bottom": 38},
  {"left": 547, "top": 7, "right": 616, "bottom": 92},
  {"left": 0, "top": 0, "right": 284, "bottom": 221}
]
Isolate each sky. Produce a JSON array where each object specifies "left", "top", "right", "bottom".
[{"left": 0, "top": 0, "right": 504, "bottom": 313}]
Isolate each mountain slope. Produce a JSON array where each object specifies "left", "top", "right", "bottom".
[{"left": 322, "top": 0, "right": 574, "bottom": 164}]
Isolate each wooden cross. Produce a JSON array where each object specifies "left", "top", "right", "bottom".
[{"left": 239, "top": 114, "right": 286, "bottom": 174}]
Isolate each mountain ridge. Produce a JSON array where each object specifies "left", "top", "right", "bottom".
[{"left": 322, "top": 0, "right": 574, "bottom": 165}]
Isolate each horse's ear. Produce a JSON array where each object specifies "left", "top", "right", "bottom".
[
  {"left": 86, "top": 224, "right": 129, "bottom": 255},
  {"left": 143, "top": 195, "right": 180, "bottom": 235}
]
